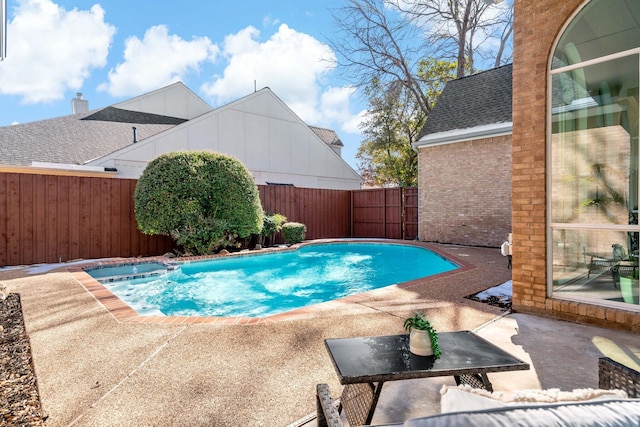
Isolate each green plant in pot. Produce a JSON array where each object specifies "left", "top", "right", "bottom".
[{"left": 403, "top": 313, "right": 441, "bottom": 358}]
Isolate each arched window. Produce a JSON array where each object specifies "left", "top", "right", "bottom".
[{"left": 549, "top": 0, "right": 640, "bottom": 307}]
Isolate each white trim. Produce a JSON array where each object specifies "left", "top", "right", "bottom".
[
  {"left": 550, "top": 47, "right": 640, "bottom": 75},
  {"left": 0, "top": 164, "right": 117, "bottom": 178},
  {"left": 1, "top": 0, "right": 6, "bottom": 61},
  {"left": 31, "top": 161, "right": 108, "bottom": 173},
  {"left": 413, "top": 122, "right": 512, "bottom": 148},
  {"left": 551, "top": 223, "right": 640, "bottom": 232}
]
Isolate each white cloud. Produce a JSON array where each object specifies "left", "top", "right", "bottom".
[
  {"left": 342, "top": 109, "right": 368, "bottom": 134},
  {"left": 99, "top": 25, "right": 219, "bottom": 97},
  {"left": 319, "top": 86, "right": 357, "bottom": 123},
  {"left": 0, "top": 0, "right": 115, "bottom": 104},
  {"left": 202, "top": 24, "right": 334, "bottom": 106},
  {"left": 201, "top": 24, "right": 363, "bottom": 136}
]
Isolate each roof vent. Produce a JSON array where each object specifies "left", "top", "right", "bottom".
[{"left": 72, "top": 93, "right": 89, "bottom": 114}]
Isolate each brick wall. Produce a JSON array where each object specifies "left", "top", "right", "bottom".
[
  {"left": 417, "top": 135, "right": 512, "bottom": 247},
  {"left": 512, "top": 0, "right": 640, "bottom": 332}
]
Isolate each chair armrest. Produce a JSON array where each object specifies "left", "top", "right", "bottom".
[
  {"left": 599, "top": 357, "right": 640, "bottom": 398},
  {"left": 317, "top": 383, "right": 344, "bottom": 427}
]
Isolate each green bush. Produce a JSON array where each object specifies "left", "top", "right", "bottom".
[
  {"left": 261, "top": 212, "right": 287, "bottom": 246},
  {"left": 134, "top": 151, "right": 263, "bottom": 254},
  {"left": 282, "top": 222, "right": 306, "bottom": 245}
]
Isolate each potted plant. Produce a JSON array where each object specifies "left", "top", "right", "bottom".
[{"left": 403, "top": 313, "right": 441, "bottom": 358}]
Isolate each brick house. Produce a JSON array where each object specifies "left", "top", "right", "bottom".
[
  {"left": 413, "top": 65, "right": 512, "bottom": 248},
  {"left": 513, "top": 0, "right": 640, "bottom": 331},
  {"left": 415, "top": 0, "right": 640, "bottom": 331}
]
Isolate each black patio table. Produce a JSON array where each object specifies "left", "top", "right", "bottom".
[{"left": 324, "top": 331, "right": 530, "bottom": 425}]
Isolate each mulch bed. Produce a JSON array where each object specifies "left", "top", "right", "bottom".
[{"left": 0, "top": 294, "right": 45, "bottom": 426}]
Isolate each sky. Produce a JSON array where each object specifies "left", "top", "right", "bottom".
[{"left": 0, "top": 0, "right": 368, "bottom": 170}]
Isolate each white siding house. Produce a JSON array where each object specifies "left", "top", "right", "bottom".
[
  {"left": 87, "top": 84, "right": 362, "bottom": 190},
  {"left": 0, "top": 82, "right": 362, "bottom": 190}
]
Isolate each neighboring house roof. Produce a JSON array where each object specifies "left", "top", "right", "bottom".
[
  {"left": 0, "top": 110, "right": 176, "bottom": 166},
  {"left": 414, "top": 64, "right": 512, "bottom": 147},
  {"left": 0, "top": 81, "right": 210, "bottom": 167},
  {"left": 309, "top": 126, "right": 344, "bottom": 147},
  {"left": 82, "top": 107, "right": 188, "bottom": 125}
]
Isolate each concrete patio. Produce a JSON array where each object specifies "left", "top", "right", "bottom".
[
  {"left": 2, "top": 243, "right": 638, "bottom": 427},
  {"left": 310, "top": 311, "right": 640, "bottom": 427}
]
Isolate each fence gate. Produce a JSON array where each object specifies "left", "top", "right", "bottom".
[{"left": 351, "top": 187, "right": 418, "bottom": 240}]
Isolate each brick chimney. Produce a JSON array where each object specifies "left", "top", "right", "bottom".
[{"left": 72, "top": 93, "right": 89, "bottom": 114}]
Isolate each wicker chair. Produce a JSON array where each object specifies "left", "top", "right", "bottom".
[
  {"left": 316, "top": 383, "right": 343, "bottom": 427},
  {"left": 599, "top": 357, "right": 640, "bottom": 398},
  {"left": 587, "top": 245, "right": 625, "bottom": 278}
]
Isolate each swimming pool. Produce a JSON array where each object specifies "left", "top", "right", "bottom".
[{"left": 86, "top": 242, "right": 459, "bottom": 318}]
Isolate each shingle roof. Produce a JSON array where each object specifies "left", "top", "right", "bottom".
[
  {"left": 83, "top": 107, "right": 188, "bottom": 125},
  {"left": 0, "top": 109, "right": 177, "bottom": 166},
  {"left": 309, "top": 125, "right": 344, "bottom": 147},
  {"left": 418, "top": 64, "right": 512, "bottom": 139}
]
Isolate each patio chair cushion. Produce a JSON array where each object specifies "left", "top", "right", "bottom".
[
  {"left": 440, "top": 384, "right": 628, "bottom": 413},
  {"left": 404, "top": 399, "right": 640, "bottom": 427}
]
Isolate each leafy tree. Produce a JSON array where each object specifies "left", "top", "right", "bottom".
[
  {"left": 134, "top": 151, "right": 263, "bottom": 255},
  {"left": 357, "top": 59, "right": 457, "bottom": 187}
]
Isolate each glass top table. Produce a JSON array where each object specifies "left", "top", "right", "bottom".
[{"left": 324, "top": 331, "right": 530, "bottom": 425}]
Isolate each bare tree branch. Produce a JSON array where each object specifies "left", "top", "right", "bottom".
[
  {"left": 328, "top": 0, "right": 434, "bottom": 116},
  {"left": 396, "top": 0, "right": 511, "bottom": 77}
]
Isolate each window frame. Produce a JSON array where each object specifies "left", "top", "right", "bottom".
[{"left": 547, "top": 0, "right": 640, "bottom": 308}]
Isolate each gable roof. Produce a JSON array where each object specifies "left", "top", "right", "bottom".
[
  {"left": 415, "top": 64, "right": 512, "bottom": 147},
  {"left": 112, "top": 81, "right": 213, "bottom": 120},
  {"left": 309, "top": 126, "right": 344, "bottom": 147}
]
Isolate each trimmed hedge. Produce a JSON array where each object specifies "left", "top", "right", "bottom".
[
  {"left": 134, "top": 151, "right": 263, "bottom": 254},
  {"left": 282, "top": 222, "right": 306, "bottom": 244}
]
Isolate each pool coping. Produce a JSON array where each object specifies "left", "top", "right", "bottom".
[{"left": 68, "top": 239, "right": 474, "bottom": 325}]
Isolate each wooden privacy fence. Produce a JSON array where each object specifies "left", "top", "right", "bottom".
[
  {"left": 0, "top": 173, "right": 174, "bottom": 267},
  {"left": 0, "top": 171, "right": 417, "bottom": 266},
  {"left": 259, "top": 185, "right": 351, "bottom": 240}
]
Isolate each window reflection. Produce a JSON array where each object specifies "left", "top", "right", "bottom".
[{"left": 549, "top": 0, "right": 640, "bottom": 308}]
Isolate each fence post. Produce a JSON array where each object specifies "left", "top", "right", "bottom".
[
  {"left": 401, "top": 188, "right": 406, "bottom": 240},
  {"left": 350, "top": 190, "right": 354, "bottom": 237}
]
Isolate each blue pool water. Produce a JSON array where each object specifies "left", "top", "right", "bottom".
[{"left": 92, "top": 243, "right": 458, "bottom": 318}]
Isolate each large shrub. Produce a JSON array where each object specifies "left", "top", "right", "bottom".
[{"left": 134, "top": 151, "right": 263, "bottom": 254}]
